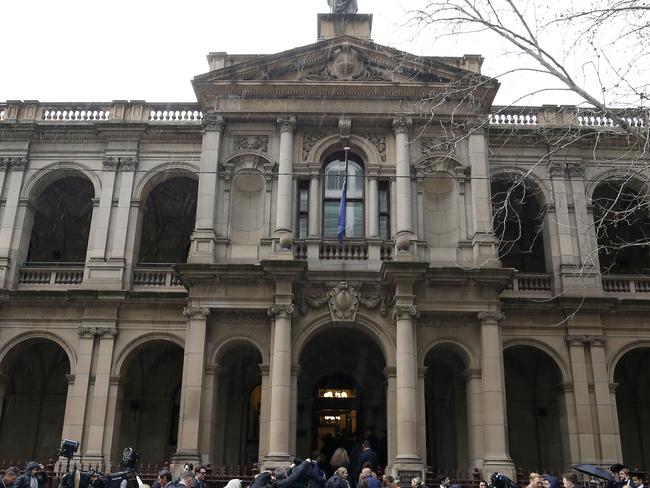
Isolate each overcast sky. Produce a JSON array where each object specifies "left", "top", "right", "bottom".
[{"left": 0, "top": 0, "right": 582, "bottom": 106}]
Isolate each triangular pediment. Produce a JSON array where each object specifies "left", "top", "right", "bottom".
[{"left": 193, "top": 36, "right": 496, "bottom": 88}]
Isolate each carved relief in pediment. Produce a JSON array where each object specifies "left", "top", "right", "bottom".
[{"left": 303, "top": 44, "right": 387, "bottom": 81}]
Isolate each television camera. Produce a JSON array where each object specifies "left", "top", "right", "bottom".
[{"left": 489, "top": 473, "right": 518, "bottom": 488}]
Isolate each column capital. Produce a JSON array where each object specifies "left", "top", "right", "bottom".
[
  {"left": 548, "top": 161, "right": 566, "bottom": 178},
  {"left": 383, "top": 366, "right": 397, "bottom": 379},
  {"left": 565, "top": 334, "right": 607, "bottom": 346},
  {"left": 277, "top": 114, "right": 297, "bottom": 132},
  {"left": 203, "top": 112, "right": 225, "bottom": 131},
  {"left": 392, "top": 304, "right": 418, "bottom": 321},
  {"left": 477, "top": 311, "right": 505, "bottom": 323},
  {"left": 205, "top": 362, "right": 220, "bottom": 375},
  {"left": 259, "top": 363, "right": 271, "bottom": 375},
  {"left": 103, "top": 156, "right": 138, "bottom": 171},
  {"left": 566, "top": 162, "right": 585, "bottom": 179},
  {"left": 392, "top": 116, "right": 412, "bottom": 135},
  {"left": 462, "top": 368, "right": 482, "bottom": 382},
  {"left": 78, "top": 326, "right": 118, "bottom": 338},
  {"left": 268, "top": 303, "right": 294, "bottom": 319},
  {"left": 0, "top": 156, "right": 28, "bottom": 171},
  {"left": 183, "top": 306, "right": 210, "bottom": 318}
]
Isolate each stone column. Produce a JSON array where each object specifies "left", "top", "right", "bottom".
[
  {"left": 478, "top": 311, "right": 514, "bottom": 476},
  {"left": 189, "top": 113, "right": 224, "bottom": 264},
  {"left": 308, "top": 174, "right": 320, "bottom": 238},
  {"left": 469, "top": 132, "right": 498, "bottom": 265},
  {"left": 416, "top": 367, "right": 427, "bottom": 462},
  {"left": 108, "top": 160, "right": 137, "bottom": 269},
  {"left": 265, "top": 303, "right": 294, "bottom": 466},
  {"left": 174, "top": 306, "right": 210, "bottom": 465},
  {"left": 392, "top": 117, "right": 413, "bottom": 250},
  {"left": 384, "top": 366, "right": 397, "bottom": 471},
  {"left": 258, "top": 364, "right": 271, "bottom": 463},
  {"left": 199, "top": 362, "right": 218, "bottom": 466},
  {"left": 87, "top": 158, "right": 119, "bottom": 262},
  {"left": 464, "top": 368, "right": 485, "bottom": 470},
  {"left": 548, "top": 162, "right": 576, "bottom": 267},
  {"left": 84, "top": 328, "right": 117, "bottom": 461},
  {"left": 0, "top": 157, "right": 28, "bottom": 287},
  {"left": 565, "top": 335, "right": 597, "bottom": 463},
  {"left": 393, "top": 304, "right": 423, "bottom": 472},
  {"left": 61, "top": 328, "right": 95, "bottom": 444},
  {"left": 103, "top": 375, "right": 121, "bottom": 469},
  {"left": 275, "top": 115, "right": 297, "bottom": 245},
  {"left": 588, "top": 336, "right": 622, "bottom": 464}
]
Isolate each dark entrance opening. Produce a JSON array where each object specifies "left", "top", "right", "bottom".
[{"left": 297, "top": 327, "right": 387, "bottom": 470}]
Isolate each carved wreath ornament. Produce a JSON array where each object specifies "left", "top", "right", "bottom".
[{"left": 299, "top": 282, "right": 388, "bottom": 323}]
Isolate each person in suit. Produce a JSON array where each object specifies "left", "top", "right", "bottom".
[
  {"left": 355, "top": 441, "right": 378, "bottom": 481},
  {"left": 1, "top": 468, "right": 19, "bottom": 488}
]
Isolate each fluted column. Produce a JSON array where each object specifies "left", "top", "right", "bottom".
[
  {"left": 189, "top": 114, "right": 224, "bottom": 263},
  {"left": 392, "top": 118, "right": 413, "bottom": 247},
  {"left": 174, "top": 306, "right": 210, "bottom": 464},
  {"left": 478, "top": 311, "right": 514, "bottom": 476},
  {"left": 275, "top": 115, "right": 297, "bottom": 243},
  {"left": 393, "top": 304, "right": 423, "bottom": 471},
  {"left": 265, "top": 303, "right": 294, "bottom": 466}
]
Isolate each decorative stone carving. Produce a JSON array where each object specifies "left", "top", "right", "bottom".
[
  {"left": 338, "top": 117, "right": 352, "bottom": 142},
  {"left": 268, "top": 304, "right": 295, "bottom": 318},
  {"left": 392, "top": 117, "right": 412, "bottom": 135},
  {"left": 183, "top": 306, "right": 210, "bottom": 318},
  {"left": 365, "top": 135, "right": 386, "bottom": 161},
  {"left": 103, "top": 156, "right": 138, "bottom": 171},
  {"left": 277, "top": 115, "right": 297, "bottom": 132},
  {"left": 358, "top": 294, "right": 389, "bottom": 316},
  {"left": 548, "top": 161, "right": 566, "bottom": 178},
  {"left": 566, "top": 162, "right": 585, "bottom": 178},
  {"left": 328, "top": 282, "right": 360, "bottom": 322},
  {"left": 477, "top": 311, "right": 505, "bottom": 323},
  {"left": 299, "top": 294, "right": 330, "bottom": 315},
  {"left": 298, "top": 284, "right": 388, "bottom": 318},
  {"left": 392, "top": 304, "right": 419, "bottom": 321},
  {"left": 304, "top": 45, "right": 386, "bottom": 81},
  {"left": 302, "top": 133, "right": 326, "bottom": 160},
  {"left": 78, "top": 326, "right": 118, "bottom": 337},
  {"left": 328, "top": 0, "right": 358, "bottom": 14},
  {"left": 0, "top": 156, "right": 28, "bottom": 170},
  {"left": 565, "top": 334, "right": 607, "bottom": 346},
  {"left": 233, "top": 135, "right": 269, "bottom": 153},
  {"left": 420, "top": 137, "right": 455, "bottom": 155},
  {"left": 203, "top": 113, "right": 225, "bottom": 131}
]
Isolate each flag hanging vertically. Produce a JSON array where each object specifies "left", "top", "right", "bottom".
[{"left": 337, "top": 148, "right": 350, "bottom": 244}]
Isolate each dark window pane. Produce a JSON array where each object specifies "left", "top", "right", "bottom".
[
  {"left": 298, "top": 216, "right": 308, "bottom": 239},
  {"left": 379, "top": 216, "right": 390, "bottom": 240},
  {"left": 323, "top": 201, "right": 340, "bottom": 238},
  {"left": 299, "top": 189, "right": 309, "bottom": 211}
]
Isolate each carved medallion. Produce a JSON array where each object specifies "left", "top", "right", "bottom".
[{"left": 328, "top": 282, "right": 360, "bottom": 322}]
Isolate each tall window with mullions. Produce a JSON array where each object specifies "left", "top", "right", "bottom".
[
  {"left": 378, "top": 180, "right": 391, "bottom": 240},
  {"left": 297, "top": 179, "right": 310, "bottom": 239},
  {"left": 322, "top": 151, "right": 365, "bottom": 239}
]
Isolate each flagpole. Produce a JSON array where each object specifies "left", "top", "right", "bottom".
[{"left": 337, "top": 147, "right": 351, "bottom": 247}]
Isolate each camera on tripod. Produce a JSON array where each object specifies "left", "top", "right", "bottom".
[
  {"left": 489, "top": 473, "right": 518, "bottom": 488},
  {"left": 57, "top": 440, "right": 80, "bottom": 460}
]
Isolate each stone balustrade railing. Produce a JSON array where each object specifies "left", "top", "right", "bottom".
[
  {"left": 133, "top": 265, "right": 184, "bottom": 289},
  {"left": 18, "top": 264, "right": 84, "bottom": 286},
  {"left": 602, "top": 275, "right": 650, "bottom": 293},
  {"left": 0, "top": 101, "right": 203, "bottom": 125},
  {"left": 502, "top": 272, "right": 553, "bottom": 296}
]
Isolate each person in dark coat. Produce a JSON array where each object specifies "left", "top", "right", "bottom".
[
  {"left": 354, "top": 442, "right": 378, "bottom": 481},
  {"left": 13, "top": 463, "right": 47, "bottom": 488},
  {"left": 326, "top": 468, "right": 350, "bottom": 488},
  {"left": 1, "top": 467, "right": 19, "bottom": 488}
]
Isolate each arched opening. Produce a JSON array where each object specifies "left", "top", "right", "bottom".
[
  {"left": 491, "top": 175, "right": 547, "bottom": 272},
  {"left": 593, "top": 180, "right": 650, "bottom": 274},
  {"left": 614, "top": 347, "right": 650, "bottom": 469},
  {"left": 423, "top": 347, "right": 468, "bottom": 472},
  {"left": 138, "top": 177, "right": 198, "bottom": 264},
  {"left": 323, "top": 152, "right": 365, "bottom": 239},
  {"left": 504, "top": 346, "right": 564, "bottom": 473},
  {"left": 213, "top": 343, "right": 263, "bottom": 466},
  {"left": 27, "top": 176, "right": 94, "bottom": 262},
  {"left": 229, "top": 170, "right": 266, "bottom": 246},
  {"left": 0, "top": 338, "right": 70, "bottom": 460},
  {"left": 298, "top": 327, "right": 386, "bottom": 476},
  {"left": 114, "top": 340, "right": 183, "bottom": 464}
]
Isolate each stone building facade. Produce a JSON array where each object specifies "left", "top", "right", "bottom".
[{"left": 0, "top": 10, "right": 649, "bottom": 479}]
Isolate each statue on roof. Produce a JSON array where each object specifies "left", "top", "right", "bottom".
[{"left": 328, "top": 0, "right": 358, "bottom": 14}]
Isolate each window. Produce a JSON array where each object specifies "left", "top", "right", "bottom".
[
  {"left": 297, "top": 180, "right": 310, "bottom": 239},
  {"left": 378, "top": 180, "right": 391, "bottom": 240},
  {"left": 323, "top": 152, "right": 364, "bottom": 238}
]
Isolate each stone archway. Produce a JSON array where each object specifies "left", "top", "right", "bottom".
[
  {"left": 614, "top": 347, "right": 650, "bottom": 469},
  {"left": 504, "top": 345, "right": 565, "bottom": 473},
  {"left": 297, "top": 326, "right": 387, "bottom": 475},
  {"left": 0, "top": 338, "right": 71, "bottom": 461},
  {"left": 114, "top": 340, "right": 184, "bottom": 464},
  {"left": 423, "top": 346, "right": 469, "bottom": 472}
]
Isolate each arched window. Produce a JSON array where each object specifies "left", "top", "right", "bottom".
[
  {"left": 593, "top": 180, "right": 650, "bottom": 274},
  {"left": 491, "top": 176, "right": 547, "bottom": 272},
  {"left": 323, "top": 152, "right": 364, "bottom": 238}
]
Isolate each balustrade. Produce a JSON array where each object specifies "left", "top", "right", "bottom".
[
  {"left": 18, "top": 264, "right": 84, "bottom": 286},
  {"left": 42, "top": 106, "right": 111, "bottom": 121},
  {"left": 602, "top": 275, "right": 650, "bottom": 294},
  {"left": 133, "top": 265, "right": 184, "bottom": 289},
  {"left": 503, "top": 272, "right": 553, "bottom": 295},
  {"left": 489, "top": 112, "right": 538, "bottom": 125},
  {"left": 148, "top": 106, "right": 203, "bottom": 122}
]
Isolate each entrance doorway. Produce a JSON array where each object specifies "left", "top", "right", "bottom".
[{"left": 297, "top": 327, "right": 387, "bottom": 467}]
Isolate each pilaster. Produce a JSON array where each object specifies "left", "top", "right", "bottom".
[{"left": 275, "top": 115, "right": 297, "bottom": 251}]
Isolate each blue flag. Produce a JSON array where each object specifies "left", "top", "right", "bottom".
[{"left": 337, "top": 151, "right": 350, "bottom": 244}]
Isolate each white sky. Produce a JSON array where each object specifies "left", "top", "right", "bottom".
[{"left": 0, "top": 0, "right": 585, "bottom": 106}]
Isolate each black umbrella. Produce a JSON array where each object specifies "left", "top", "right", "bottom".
[{"left": 573, "top": 464, "right": 615, "bottom": 482}]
